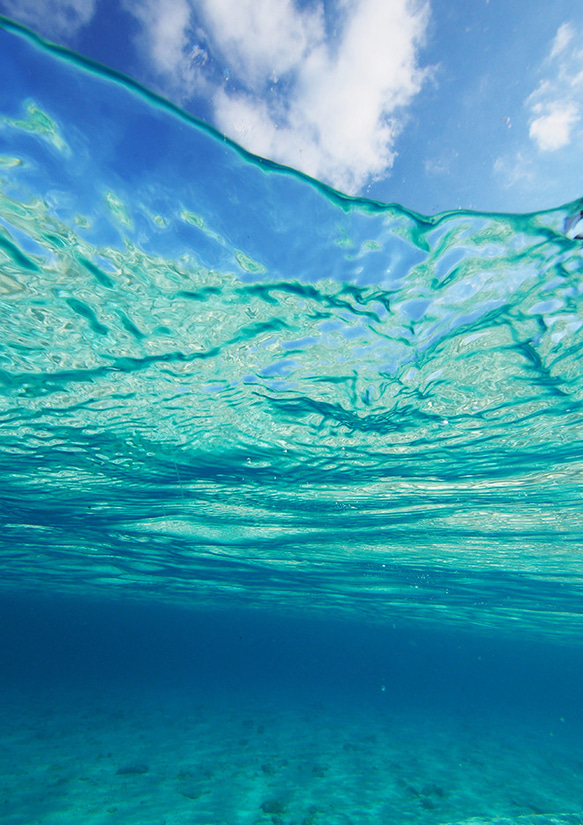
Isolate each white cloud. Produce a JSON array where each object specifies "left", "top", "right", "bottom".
[
  {"left": 0, "top": 0, "right": 96, "bottom": 38},
  {"left": 424, "top": 157, "right": 450, "bottom": 177},
  {"left": 199, "top": 0, "right": 324, "bottom": 89},
  {"left": 526, "top": 22, "right": 583, "bottom": 153},
  {"left": 122, "top": 0, "right": 207, "bottom": 101},
  {"left": 492, "top": 152, "right": 536, "bottom": 190},
  {"left": 123, "top": 0, "right": 430, "bottom": 194},
  {"left": 550, "top": 22, "right": 574, "bottom": 59},
  {"left": 493, "top": 21, "right": 583, "bottom": 205},
  {"left": 529, "top": 103, "right": 579, "bottom": 152}
]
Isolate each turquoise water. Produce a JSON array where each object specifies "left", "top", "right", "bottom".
[{"left": 1, "top": 17, "right": 583, "bottom": 825}]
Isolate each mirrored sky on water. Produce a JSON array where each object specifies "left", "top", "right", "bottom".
[{"left": 1, "top": 0, "right": 582, "bottom": 215}]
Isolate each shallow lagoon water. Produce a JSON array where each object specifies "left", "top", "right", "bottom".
[{"left": 1, "top": 17, "right": 583, "bottom": 825}]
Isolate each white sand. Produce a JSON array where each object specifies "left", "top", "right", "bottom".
[{"left": 0, "top": 683, "right": 581, "bottom": 825}]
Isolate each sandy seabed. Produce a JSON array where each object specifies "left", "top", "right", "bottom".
[{"left": 1, "top": 680, "right": 582, "bottom": 825}]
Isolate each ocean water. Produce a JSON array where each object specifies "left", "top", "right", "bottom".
[{"left": 1, "top": 16, "right": 583, "bottom": 825}]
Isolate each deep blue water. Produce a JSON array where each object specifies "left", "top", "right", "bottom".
[
  {"left": 3, "top": 593, "right": 583, "bottom": 718},
  {"left": 1, "top": 16, "right": 583, "bottom": 825}
]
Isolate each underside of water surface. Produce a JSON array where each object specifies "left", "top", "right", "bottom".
[{"left": 0, "top": 16, "right": 583, "bottom": 641}]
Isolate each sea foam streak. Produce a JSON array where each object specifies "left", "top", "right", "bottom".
[{"left": 0, "top": 17, "right": 582, "bottom": 637}]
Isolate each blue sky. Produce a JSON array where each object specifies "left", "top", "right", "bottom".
[{"left": 1, "top": 0, "right": 582, "bottom": 215}]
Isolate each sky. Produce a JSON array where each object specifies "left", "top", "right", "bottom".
[{"left": 0, "top": 0, "right": 582, "bottom": 216}]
